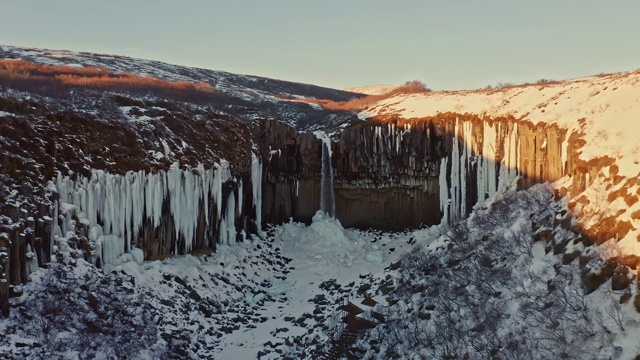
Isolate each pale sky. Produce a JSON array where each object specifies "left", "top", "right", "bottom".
[{"left": 1, "top": 1, "right": 639, "bottom": 90}]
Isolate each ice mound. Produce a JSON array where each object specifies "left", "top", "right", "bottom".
[{"left": 278, "top": 211, "right": 357, "bottom": 263}]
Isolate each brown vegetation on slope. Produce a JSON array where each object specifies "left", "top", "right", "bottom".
[
  {"left": 293, "top": 80, "right": 431, "bottom": 111},
  {"left": 485, "top": 78, "right": 561, "bottom": 90},
  {"left": 0, "top": 59, "right": 214, "bottom": 98}
]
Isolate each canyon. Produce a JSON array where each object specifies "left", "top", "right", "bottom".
[
  {"left": 0, "top": 102, "right": 620, "bottom": 314},
  {"left": 1, "top": 46, "right": 640, "bottom": 358}
]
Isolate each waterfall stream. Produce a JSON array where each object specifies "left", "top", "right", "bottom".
[{"left": 320, "top": 142, "right": 336, "bottom": 217}]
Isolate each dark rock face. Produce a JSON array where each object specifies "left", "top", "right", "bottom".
[
  {"left": 0, "top": 94, "right": 262, "bottom": 308},
  {"left": 257, "top": 114, "right": 581, "bottom": 230},
  {"left": 254, "top": 120, "right": 324, "bottom": 225},
  {"left": 332, "top": 120, "right": 444, "bottom": 229}
]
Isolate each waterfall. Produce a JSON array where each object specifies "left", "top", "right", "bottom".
[{"left": 320, "top": 142, "right": 336, "bottom": 217}]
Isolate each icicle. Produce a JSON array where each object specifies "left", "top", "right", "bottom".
[
  {"left": 131, "top": 171, "right": 145, "bottom": 248},
  {"left": 460, "top": 119, "right": 472, "bottom": 217},
  {"left": 449, "top": 119, "right": 461, "bottom": 220},
  {"left": 200, "top": 166, "right": 212, "bottom": 226},
  {"left": 497, "top": 122, "right": 520, "bottom": 194},
  {"left": 215, "top": 160, "right": 231, "bottom": 220},
  {"left": 477, "top": 120, "right": 498, "bottom": 203},
  {"left": 51, "top": 199, "right": 58, "bottom": 254},
  {"left": 227, "top": 191, "right": 237, "bottom": 245},
  {"left": 124, "top": 173, "right": 132, "bottom": 251},
  {"left": 510, "top": 123, "right": 519, "bottom": 177},
  {"left": 251, "top": 153, "right": 263, "bottom": 230},
  {"left": 320, "top": 143, "right": 327, "bottom": 213},
  {"left": 218, "top": 217, "right": 228, "bottom": 245},
  {"left": 561, "top": 132, "right": 569, "bottom": 175},
  {"left": 268, "top": 146, "right": 282, "bottom": 162},
  {"left": 213, "top": 164, "right": 223, "bottom": 219},
  {"left": 99, "top": 235, "right": 122, "bottom": 265},
  {"left": 439, "top": 157, "right": 449, "bottom": 224},
  {"left": 237, "top": 179, "right": 243, "bottom": 217},
  {"left": 49, "top": 157, "right": 254, "bottom": 264}
]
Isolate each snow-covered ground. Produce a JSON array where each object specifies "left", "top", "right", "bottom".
[
  {"left": 215, "top": 212, "right": 439, "bottom": 359},
  {"left": 0, "top": 209, "right": 439, "bottom": 359},
  {"left": 3, "top": 185, "right": 637, "bottom": 359},
  {"left": 351, "top": 184, "right": 640, "bottom": 359}
]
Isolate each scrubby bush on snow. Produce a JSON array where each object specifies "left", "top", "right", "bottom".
[
  {"left": 349, "top": 186, "right": 624, "bottom": 359},
  {"left": 3, "top": 260, "right": 163, "bottom": 359}
]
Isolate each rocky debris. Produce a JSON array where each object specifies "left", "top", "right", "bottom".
[
  {"left": 345, "top": 185, "right": 634, "bottom": 359},
  {"left": 0, "top": 238, "right": 297, "bottom": 359},
  {"left": 611, "top": 267, "right": 632, "bottom": 291}
]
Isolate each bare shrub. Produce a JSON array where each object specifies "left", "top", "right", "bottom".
[
  {"left": 387, "top": 80, "right": 431, "bottom": 95},
  {"left": 606, "top": 300, "right": 625, "bottom": 331},
  {"left": 353, "top": 186, "right": 614, "bottom": 359}
]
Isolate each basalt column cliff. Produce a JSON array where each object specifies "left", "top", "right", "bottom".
[{"left": 259, "top": 114, "right": 581, "bottom": 230}]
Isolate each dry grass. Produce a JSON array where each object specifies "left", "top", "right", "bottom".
[{"left": 0, "top": 59, "right": 215, "bottom": 95}]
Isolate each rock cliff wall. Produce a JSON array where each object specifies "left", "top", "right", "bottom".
[
  {"left": 258, "top": 113, "right": 593, "bottom": 231},
  {"left": 0, "top": 160, "right": 263, "bottom": 316}
]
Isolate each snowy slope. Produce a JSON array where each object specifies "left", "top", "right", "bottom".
[
  {"left": 360, "top": 71, "right": 640, "bottom": 255},
  {"left": 350, "top": 185, "right": 640, "bottom": 360},
  {"left": 0, "top": 44, "right": 361, "bottom": 130},
  {"left": 361, "top": 72, "right": 640, "bottom": 176},
  {"left": 343, "top": 84, "right": 400, "bottom": 96},
  {"left": 3, "top": 186, "right": 637, "bottom": 359}
]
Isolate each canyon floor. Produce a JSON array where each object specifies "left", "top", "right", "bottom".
[
  {"left": 0, "top": 209, "right": 433, "bottom": 359},
  {"left": 2, "top": 185, "right": 640, "bottom": 359}
]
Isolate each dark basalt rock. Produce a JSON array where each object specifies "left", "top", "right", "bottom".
[
  {"left": 611, "top": 273, "right": 631, "bottom": 291},
  {"left": 257, "top": 114, "right": 577, "bottom": 231}
]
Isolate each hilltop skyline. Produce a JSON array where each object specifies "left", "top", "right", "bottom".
[{"left": 1, "top": 1, "right": 639, "bottom": 90}]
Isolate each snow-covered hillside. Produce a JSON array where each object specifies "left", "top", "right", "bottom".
[
  {"left": 0, "top": 45, "right": 361, "bottom": 130},
  {"left": 351, "top": 185, "right": 640, "bottom": 360},
  {"left": 360, "top": 71, "right": 640, "bottom": 256},
  {"left": 361, "top": 72, "right": 640, "bottom": 176},
  {"left": 343, "top": 84, "right": 400, "bottom": 96}
]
